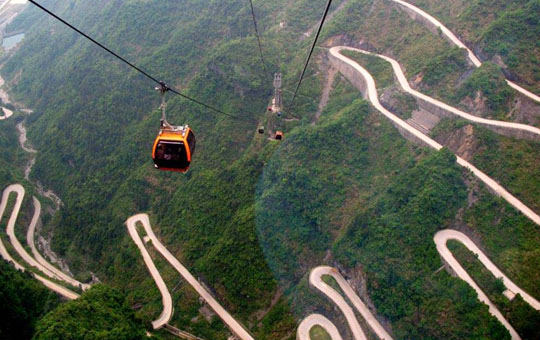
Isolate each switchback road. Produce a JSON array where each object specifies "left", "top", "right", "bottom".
[
  {"left": 297, "top": 314, "right": 344, "bottom": 340},
  {"left": 126, "top": 214, "right": 254, "bottom": 340},
  {"left": 344, "top": 47, "right": 540, "bottom": 139},
  {"left": 0, "top": 184, "right": 78, "bottom": 299},
  {"left": 434, "top": 230, "right": 540, "bottom": 340},
  {"left": 330, "top": 46, "right": 540, "bottom": 227},
  {"left": 389, "top": 0, "right": 540, "bottom": 104}
]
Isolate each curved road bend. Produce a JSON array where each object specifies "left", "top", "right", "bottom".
[
  {"left": 435, "top": 230, "right": 540, "bottom": 311},
  {"left": 0, "top": 185, "right": 78, "bottom": 299},
  {"left": 434, "top": 230, "right": 531, "bottom": 340},
  {"left": 309, "top": 267, "right": 367, "bottom": 340},
  {"left": 126, "top": 214, "right": 254, "bottom": 340},
  {"left": 311, "top": 266, "right": 393, "bottom": 340},
  {"left": 0, "top": 107, "right": 13, "bottom": 120},
  {"left": 389, "top": 0, "right": 540, "bottom": 104},
  {"left": 27, "top": 196, "right": 90, "bottom": 290},
  {"left": 297, "top": 314, "right": 344, "bottom": 340},
  {"left": 342, "top": 47, "right": 540, "bottom": 138},
  {"left": 330, "top": 46, "right": 540, "bottom": 227},
  {"left": 2, "top": 184, "right": 84, "bottom": 284},
  {"left": 126, "top": 214, "right": 173, "bottom": 329}
]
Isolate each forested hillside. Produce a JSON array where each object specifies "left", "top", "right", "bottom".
[{"left": 0, "top": 0, "right": 539, "bottom": 339}]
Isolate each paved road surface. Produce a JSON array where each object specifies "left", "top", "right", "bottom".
[
  {"left": 297, "top": 314, "right": 344, "bottom": 340},
  {"left": 433, "top": 230, "right": 540, "bottom": 340},
  {"left": 126, "top": 214, "right": 254, "bottom": 340},
  {"left": 0, "top": 184, "right": 78, "bottom": 299},
  {"left": 389, "top": 0, "right": 540, "bottom": 104},
  {"left": 330, "top": 46, "right": 540, "bottom": 227},
  {"left": 3, "top": 184, "right": 88, "bottom": 291},
  {"left": 435, "top": 230, "right": 540, "bottom": 311},
  {"left": 345, "top": 47, "right": 540, "bottom": 138},
  {"left": 311, "top": 266, "right": 393, "bottom": 340},
  {"left": 0, "top": 107, "right": 13, "bottom": 119},
  {"left": 27, "top": 195, "right": 90, "bottom": 290},
  {"left": 126, "top": 214, "right": 173, "bottom": 329}
]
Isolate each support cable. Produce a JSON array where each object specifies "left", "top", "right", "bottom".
[
  {"left": 248, "top": 0, "right": 271, "bottom": 83},
  {"left": 287, "top": 0, "right": 333, "bottom": 111},
  {"left": 28, "top": 0, "right": 256, "bottom": 124}
]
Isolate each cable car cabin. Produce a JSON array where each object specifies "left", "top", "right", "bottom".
[
  {"left": 152, "top": 126, "right": 195, "bottom": 173},
  {"left": 275, "top": 131, "right": 284, "bottom": 140}
]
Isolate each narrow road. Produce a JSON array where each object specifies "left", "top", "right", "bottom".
[
  {"left": 126, "top": 214, "right": 173, "bottom": 329},
  {"left": 2, "top": 184, "right": 87, "bottom": 290},
  {"left": 126, "top": 214, "right": 254, "bottom": 340},
  {"left": 27, "top": 196, "right": 90, "bottom": 290},
  {"left": 433, "top": 230, "right": 540, "bottom": 340},
  {"left": 435, "top": 230, "right": 540, "bottom": 311},
  {"left": 311, "top": 266, "right": 393, "bottom": 340},
  {"left": 0, "top": 107, "right": 13, "bottom": 119},
  {"left": 329, "top": 46, "right": 540, "bottom": 227},
  {"left": 309, "top": 267, "right": 367, "bottom": 340},
  {"left": 389, "top": 0, "right": 540, "bottom": 104},
  {"left": 297, "top": 314, "right": 344, "bottom": 340},
  {"left": 344, "top": 47, "right": 540, "bottom": 139},
  {"left": 0, "top": 184, "right": 78, "bottom": 300}
]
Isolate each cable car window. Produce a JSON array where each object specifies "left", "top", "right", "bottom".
[
  {"left": 187, "top": 131, "right": 196, "bottom": 154},
  {"left": 154, "top": 141, "right": 189, "bottom": 169}
]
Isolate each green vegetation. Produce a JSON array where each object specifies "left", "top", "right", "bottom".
[
  {"left": 334, "top": 149, "right": 510, "bottom": 339},
  {"left": 321, "top": 275, "right": 343, "bottom": 296},
  {"left": 341, "top": 50, "right": 394, "bottom": 89},
  {"left": 420, "top": 47, "right": 468, "bottom": 89},
  {"left": 411, "top": 0, "right": 540, "bottom": 93},
  {"left": 0, "top": 261, "right": 59, "bottom": 340},
  {"left": 480, "top": 0, "right": 540, "bottom": 93},
  {"left": 33, "top": 285, "right": 146, "bottom": 340},
  {"left": 310, "top": 325, "right": 332, "bottom": 340},
  {"left": 432, "top": 119, "right": 540, "bottom": 213},
  {"left": 448, "top": 241, "right": 540, "bottom": 340},
  {"left": 462, "top": 186, "right": 540, "bottom": 299},
  {"left": 0, "top": 115, "right": 26, "bottom": 186},
  {"left": 457, "top": 62, "right": 514, "bottom": 119},
  {"left": 1, "top": 0, "right": 539, "bottom": 338}
]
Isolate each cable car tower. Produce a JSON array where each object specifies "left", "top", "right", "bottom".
[
  {"left": 271, "top": 73, "right": 283, "bottom": 115},
  {"left": 261, "top": 73, "right": 284, "bottom": 140}
]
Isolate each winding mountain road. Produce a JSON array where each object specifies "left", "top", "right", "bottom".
[
  {"left": 297, "top": 314, "right": 344, "bottom": 340},
  {"left": 311, "top": 266, "right": 392, "bottom": 340},
  {"left": 344, "top": 47, "right": 540, "bottom": 139},
  {"left": 330, "top": 46, "right": 540, "bottom": 227},
  {"left": 435, "top": 230, "right": 540, "bottom": 340},
  {"left": 27, "top": 195, "right": 90, "bottom": 290},
  {"left": 389, "top": 0, "right": 540, "bottom": 104},
  {"left": 0, "top": 107, "right": 13, "bottom": 119},
  {"left": 0, "top": 184, "right": 78, "bottom": 299},
  {"left": 126, "top": 214, "right": 254, "bottom": 340}
]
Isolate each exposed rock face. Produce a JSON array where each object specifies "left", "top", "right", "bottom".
[
  {"left": 434, "top": 124, "right": 478, "bottom": 160},
  {"left": 510, "top": 95, "right": 540, "bottom": 127}
]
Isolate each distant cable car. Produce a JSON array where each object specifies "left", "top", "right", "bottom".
[
  {"left": 275, "top": 131, "right": 284, "bottom": 140},
  {"left": 258, "top": 126, "right": 265, "bottom": 134},
  {"left": 152, "top": 82, "right": 196, "bottom": 173}
]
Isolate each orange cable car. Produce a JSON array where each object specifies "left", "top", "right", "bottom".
[
  {"left": 152, "top": 82, "right": 196, "bottom": 173},
  {"left": 152, "top": 125, "right": 195, "bottom": 173}
]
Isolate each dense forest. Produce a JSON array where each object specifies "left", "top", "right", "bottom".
[{"left": 0, "top": 0, "right": 539, "bottom": 339}]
